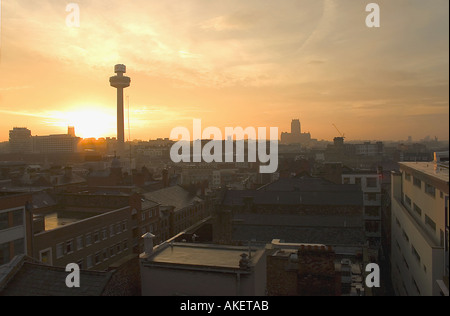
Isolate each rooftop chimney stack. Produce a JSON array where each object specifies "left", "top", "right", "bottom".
[{"left": 142, "top": 232, "right": 155, "bottom": 257}]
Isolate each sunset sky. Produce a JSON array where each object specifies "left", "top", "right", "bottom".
[{"left": 0, "top": 0, "right": 448, "bottom": 141}]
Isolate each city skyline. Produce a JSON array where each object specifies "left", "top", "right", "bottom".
[{"left": 0, "top": 0, "right": 448, "bottom": 142}]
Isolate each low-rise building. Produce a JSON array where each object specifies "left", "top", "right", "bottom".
[{"left": 139, "top": 233, "right": 266, "bottom": 296}]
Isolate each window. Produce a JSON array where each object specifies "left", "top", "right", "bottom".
[
  {"left": 424, "top": 183, "right": 436, "bottom": 197},
  {"left": 66, "top": 240, "right": 74, "bottom": 254},
  {"left": 413, "top": 177, "right": 422, "bottom": 189},
  {"left": 87, "top": 255, "right": 93, "bottom": 269},
  {"left": 12, "top": 210, "right": 23, "bottom": 227},
  {"left": 405, "top": 172, "right": 411, "bottom": 181},
  {"left": 13, "top": 239, "right": 24, "bottom": 255},
  {"left": 0, "top": 212, "right": 8, "bottom": 230},
  {"left": 109, "top": 246, "right": 115, "bottom": 257},
  {"left": 110, "top": 224, "right": 115, "bottom": 237},
  {"left": 404, "top": 195, "right": 412, "bottom": 208},
  {"left": 56, "top": 243, "right": 64, "bottom": 258},
  {"left": 94, "top": 252, "right": 101, "bottom": 265},
  {"left": 102, "top": 228, "right": 107, "bottom": 240},
  {"left": 413, "top": 203, "right": 422, "bottom": 216},
  {"left": 76, "top": 235, "right": 84, "bottom": 250},
  {"left": 402, "top": 255, "right": 409, "bottom": 270},
  {"left": 85, "top": 233, "right": 92, "bottom": 246},
  {"left": 93, "top": 231, "right": 100, "bottom": 243},
  {"left": 141, "top": 212, "right": 146, "bottom": 221},
  {"left": 412, "top": 278, "right": 421, "bottom": 295},
  {"left": 412, "top": 245, "right": 421, "bottom": 263},
  {"left": 102, "top": 248, "right": 108, "bottom": 261},
  {"left": 402, "top": 229, "right": 410, "bottom": 243},
  {"left": 77, "top": 259, "right": 84, "bottom": 270},
  {"left": 116, "top": 243, "right": 121, "bottom": 254},
  {"left": 122, "top": 221, "right": 127, "bottom": 232},
  {"left": 440, "top": 191, "right": 444, "bottom": 199},
  {"left": 40, "top": 249, "right": 52, "bottom": 265},
  {"left": 123, "top": 240, "right": 128, "bottom": 251},
  {"left": 425, "top": 215, "right": 436, "bottom": 232},
  {"left": 0, "top": 242, "right": 10, "bottom": 265},
  {"left": 116, "top": 223, "right": 121, "bottom": 235},
  {"left": 355, "top": 177, "right": 362, "bottom": 186},
  {"left": 366, "top": 177, "right": 377, "bottom": 188}
]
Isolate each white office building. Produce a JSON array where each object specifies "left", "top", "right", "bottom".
[{"left": 391, "top": 152, "right": 449, "bottom": 296}]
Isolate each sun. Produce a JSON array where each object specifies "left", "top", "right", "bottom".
[{"left": 64, "top": 107, "right": 117, "bottom": 139}]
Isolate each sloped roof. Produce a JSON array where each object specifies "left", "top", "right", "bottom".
[
  {"left": 0, "top": 256, "right": 112, "bottom": 296},
  {"left": 32, "top": 191, "right": 57, "bottom": 209},
  {"left": 143, "top": 185, "right": 203, "bottom": 212},
  {"left": 223, "top": 189, "right": 363, "bottom": 206}
]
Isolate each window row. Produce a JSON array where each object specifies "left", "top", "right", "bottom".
[
  {"left": 405, "top": 172, "right": 441, "bottom": 199},
  {"left": 141, "top": 209, "right": 157, "bottom": 221},
  {"left": 56, "top": 221, "right": 128, "bottom": 258},
  {"left": 76, "top": 240, "right": 129, "bottom": 269}
]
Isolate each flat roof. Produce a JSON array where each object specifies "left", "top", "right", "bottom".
[
  {"left": 400, "top": 162, "right": 449, "bottom": 183},
  {"left": 150, "top": 243, "right": 259, "bottom": 269},
  {"left": 43, "top": 210, "right": 102, "bottom": 231}
]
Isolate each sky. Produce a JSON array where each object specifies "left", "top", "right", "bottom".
[{"left": 0, "top": 0, "right": 448, "bottom": 141}]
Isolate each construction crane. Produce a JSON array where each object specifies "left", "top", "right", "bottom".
[{"left": 332, "top": 124, "right": 345, "bottom": 138}]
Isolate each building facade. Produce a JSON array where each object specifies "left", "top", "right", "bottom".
[
  {"left": 391, "top": 152, "right": 449, "bottom": 296},
  {"left": 0, "top": 193, "right": 33, "bottom": 265},
  {"left": 342, "top": 170, "right": 383, "bottom": 247}
]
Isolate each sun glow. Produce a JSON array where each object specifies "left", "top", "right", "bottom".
[{"left": 54, "top": 107, "right": 117, "bottom": 139}]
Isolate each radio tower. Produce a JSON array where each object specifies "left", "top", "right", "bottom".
[{"left": 109, "top": 64, "right": 131, "bottom": 154}]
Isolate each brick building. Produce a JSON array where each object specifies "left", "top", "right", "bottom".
[{"left": 266, "top": 239, "right": 340, "bottom": 296}]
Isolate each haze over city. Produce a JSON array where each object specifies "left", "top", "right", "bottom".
[{"left": 0, "top": 0, "right": 448, "bottom": 141}]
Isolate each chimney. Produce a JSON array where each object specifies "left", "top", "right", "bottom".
[{"left": 142, "top": 232, "right": 155, "bottom": 257}]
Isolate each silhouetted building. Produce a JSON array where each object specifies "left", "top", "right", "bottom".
[
  {"left": 281, "top": 119, "right": 312, "bottom": 145},
  {"left": 9, "top": 128, "right": 32, "bottom": 154},
  {"left": 32, "top": 134, "right": 80, "bottom": 154}
]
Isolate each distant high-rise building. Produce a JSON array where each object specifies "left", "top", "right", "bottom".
[
  {"left": 68, "top": 126, "right": 76, "bottom": 137},
  {"left": 32, "top": 134, "right": 80, "bottom": 154},
  {"left": 9, "top": 127, "right": 32, "bottom": 153},
  {"left": 291, "top": 119, "right": 301, "bottom": 135},
  {"left": 281, "top": 119, "right": 311, "bottom": 145}
]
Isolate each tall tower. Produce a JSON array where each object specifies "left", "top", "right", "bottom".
[
  {"left": 291, "top": 119, "right": 301, "bottom": 135},
  {"left": 109, "top": 64, "right": 131, "bottom": 154}
]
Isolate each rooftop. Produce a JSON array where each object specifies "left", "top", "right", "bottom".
[
  {"left": 147, "top": 243, "right": 261, "bottom": 269},
  {"left": 43, "top": 210, "right": 100, "bottom": 231},
  {"left": 400, "top": 161, "right": 449, "bottom": 183},
  {"left": 143, "top": 185, "right": 203, "bottom": 212},
  {"left": 0, "top": 255, "right": 112, "bottom": 296}
]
